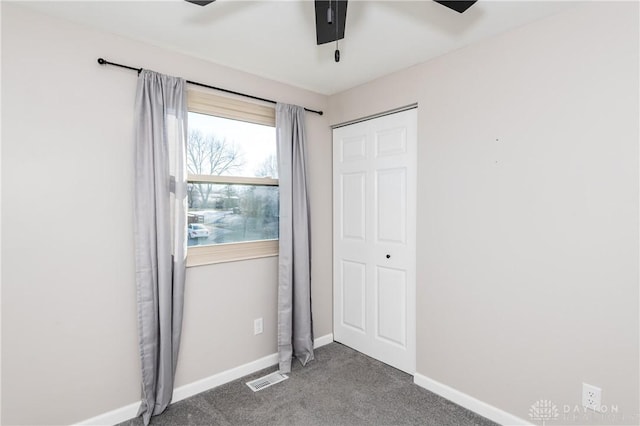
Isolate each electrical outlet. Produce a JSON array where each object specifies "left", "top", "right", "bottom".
[
  {"left": 582, "top": 383, "right": 602, "bottom": 412},
  {"left": 254, "top": 318, "right": 263, "bottom": 335}
]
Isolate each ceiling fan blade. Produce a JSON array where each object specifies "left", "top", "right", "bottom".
[
  {"left": 314, "top": 0, "right": 348, "bottom": 45},
  {"left": 185, "top": 0, "right": 216, "bottom": 6},
  {"left": 433, "top": 1, "right": 477, "bottom": 13}
]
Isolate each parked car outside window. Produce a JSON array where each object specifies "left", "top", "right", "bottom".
[{"left": 188, "top": 223, "right": 210, "bottom": 239}]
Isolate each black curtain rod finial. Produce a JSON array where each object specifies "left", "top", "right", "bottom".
[{"left": 98, "top": 57, "right": 143, "bottom": 76}]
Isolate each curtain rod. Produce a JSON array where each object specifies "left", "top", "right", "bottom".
[{"left": 96, "top": 58, "right": 323, "bottom": 116}]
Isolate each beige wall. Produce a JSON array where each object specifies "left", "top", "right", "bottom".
[
  {"left": 0, "top": 4, "right": 331, "bottom": 425},
  {"left": 329, "top": 2, "right": 639, "bottom": 423}
]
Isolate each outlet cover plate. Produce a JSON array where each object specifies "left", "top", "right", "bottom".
[
  {"left": 254, "top": 318, "right": 263, "bottom": 335},
  {"left": 582, "top": 383, "right": 602, "bottom": 412}
]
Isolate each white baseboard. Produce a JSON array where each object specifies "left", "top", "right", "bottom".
[
  {"left": 172, "top": 352, "right": 280, "bottom": 403},
  {"left": 314, "top": 333, "right": 334, "bottom": 348},
  {"left": 413, "top": 373, "right": 531, "bottom": 426},
  {"left": 74, "top": 333, "right": 334, "bottom": 426},
  {"left": 174, "top": 333, "right": 332, "bottom": 403},
  {"left": 73, "top": 402, "right": 140, "bottom": 426}
]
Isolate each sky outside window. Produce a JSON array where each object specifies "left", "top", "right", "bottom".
[{"left": 188, "top": 112, "right": 277, "bottom": 178}]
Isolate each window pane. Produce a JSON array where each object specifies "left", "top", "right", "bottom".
[
  {"left": 188, "top": 183, "right": 279, "bottom": 246},
  {"left": 187, "top": 112, "right": 278, "bottom": 178}
]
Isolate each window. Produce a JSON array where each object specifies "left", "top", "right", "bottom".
[{"left": 186, "top": 90, "right": 278, "bottom": 266}]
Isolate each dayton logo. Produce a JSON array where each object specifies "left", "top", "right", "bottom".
[{"left": 529, "top": 399, "right": 559, "bottom": 425}]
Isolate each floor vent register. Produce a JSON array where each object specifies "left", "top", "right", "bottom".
[{"left": 246, "top": 371, "right": 289, "bottom": 392}]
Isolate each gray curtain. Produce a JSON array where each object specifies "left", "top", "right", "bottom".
[
  {"left": 276, "top": 103, "right": 314, "bottom": 373},
  {"left": 134, "top": 70, "right": 188, "bottom": 425}
]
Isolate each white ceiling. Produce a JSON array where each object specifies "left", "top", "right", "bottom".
[{"left": 19, "top": 0, "right": 581, "bottom": 95}]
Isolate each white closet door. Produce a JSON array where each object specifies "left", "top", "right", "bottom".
[{"left": 333, "top": 109, "right": 417, "bottom": 374}]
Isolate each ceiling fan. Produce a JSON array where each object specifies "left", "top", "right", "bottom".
[{"left": 185, "top": 0, "right": 478, "bottom": 62}]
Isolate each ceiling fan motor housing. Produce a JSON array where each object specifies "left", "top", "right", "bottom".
[{"left": 315, "top": 0, "right": 348, "bottom": 45}]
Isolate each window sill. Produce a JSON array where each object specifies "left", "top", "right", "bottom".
[{"left": 186, "top": 239, "right": 279, "bottom": 267}]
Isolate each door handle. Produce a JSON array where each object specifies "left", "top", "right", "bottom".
[{"left": 386, "top": 254, "right": 391, "bottom": 259}]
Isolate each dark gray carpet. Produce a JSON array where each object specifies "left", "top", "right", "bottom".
[{"left": 119, "top": 343, "right": 497, "bottom": 426}]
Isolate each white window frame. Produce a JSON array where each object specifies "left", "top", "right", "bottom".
[{"left": 186, "top": 89, "right": 278, "bottom": 267}]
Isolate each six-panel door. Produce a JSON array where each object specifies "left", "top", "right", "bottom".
[{"left": 333, "top": 109, "right": 417, "bottom": 374}]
